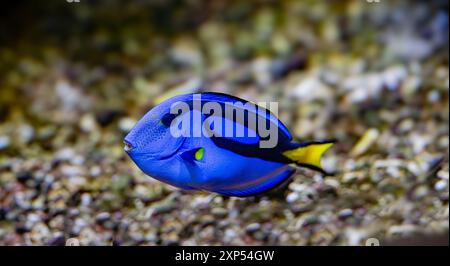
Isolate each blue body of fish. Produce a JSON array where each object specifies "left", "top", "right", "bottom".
[{"left": 124, "top": 92, "right": 334, "bottom": 197}]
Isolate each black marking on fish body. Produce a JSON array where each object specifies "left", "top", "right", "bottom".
[
  {"left": 210, "top": 135, "right": 293, "bottom": 164},
  {"left": 171, "top": 92, "right": 310, "bottom": 165},
  {"left": 173, "top": 92, "right": 293, "bottom": 141}
]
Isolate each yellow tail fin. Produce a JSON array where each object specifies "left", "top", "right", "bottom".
[{"left": 282, "top": 141, "right": 334, "bottom": 171}]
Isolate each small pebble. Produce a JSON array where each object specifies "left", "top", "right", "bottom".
[
  {"left": 434, "top": 180, "right": 448, "bottom": 192},
  {"left": 351, "top": 128, "right": 380, "bottom": 157},
  {"left": 0, "top": 136, "right": 11, "bottom": 150},
  {"left": 338, "top": 209, "right": 354, "bottom": 220},
  {"left": 412, "top": 185, "right": 429, "bottom": 200},
  {"left": 16, "top": 171, "right": 33, "bottom": 184},
  {"left": 79, "top": 114, "right": 97, "bottom": 132},
  {"left": 18, "top": 124, "right": 35, "bottom": 144},
  {"left": 246, "top": 223, "right": 261, "bottom": 233},
  {"left": 95, "top": 212, "right": 111, "bottom": 223},
  {"left": 118, "top": 118, "right": 137, "bottom": 133},
  {"left": 286, "top": 192, "right": 299, "bottom": 203}
]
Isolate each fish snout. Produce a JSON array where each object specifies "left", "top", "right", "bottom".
[{"left": 124, "top": 140, "right": 134, "bottom": 153}]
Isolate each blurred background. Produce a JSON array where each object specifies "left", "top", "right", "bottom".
[{"left": 0, "top": 0, "right": 448, "bottom": 246}]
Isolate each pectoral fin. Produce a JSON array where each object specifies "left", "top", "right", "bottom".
[{"left": 180, "top": 147, "right": 205, "bottom": 162}]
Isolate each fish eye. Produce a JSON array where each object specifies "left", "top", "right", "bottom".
[{"left": 160, "top": 113, "right": 178, "bottom": 127}]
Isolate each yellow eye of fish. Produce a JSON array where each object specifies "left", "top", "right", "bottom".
[{"left": 195, "top": 148, "right": 204, "bottom": 161}]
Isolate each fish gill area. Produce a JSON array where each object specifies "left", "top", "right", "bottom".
[{"left": 0, "top": 0, "right": 448, "bottom": 245}]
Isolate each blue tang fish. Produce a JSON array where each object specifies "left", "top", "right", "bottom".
[{"left": 124, "top": 92, "right": 334, "bottom": 197}]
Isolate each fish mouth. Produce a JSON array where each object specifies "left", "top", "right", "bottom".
[
  {"left": 124, "top": 141, "right": 134, "bottom": 153},
  {"left": 125, "top": 136, "right": 186, "bottom": 160}
]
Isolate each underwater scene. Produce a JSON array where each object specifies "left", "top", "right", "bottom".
[{"left": 0, "top": 0, "right": 448, "bottom": 246}]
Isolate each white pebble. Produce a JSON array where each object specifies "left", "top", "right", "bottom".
[
  {"left": 437, "top": 170, "right": 449, "bottom": 180},
  {"left": 286, "top": 192, "right": 299, "bottom": 203},
  {"left": 435, "top": 179, "right": 448, "bottom": 191},
  {"left": 0, "top": 136, "right": 11, "bottom": 150},
  {"left": 79, "top": 114, "right": 97, "bottom": 132},
  {"left": 427, "top": 90, "right": 440, "bottom": 103},
  {"left": 119, "top": 118, "right": 137, "bottom": 133},
  {"left": 81, "top": 193, "right": 92, "bottom": 206}
]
